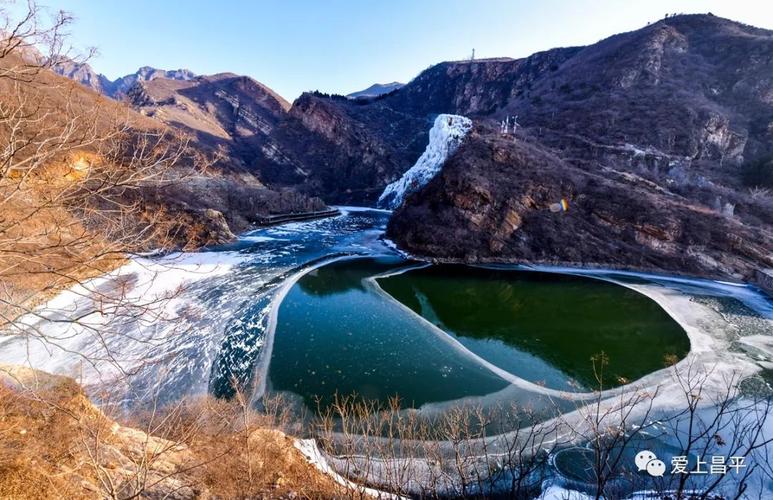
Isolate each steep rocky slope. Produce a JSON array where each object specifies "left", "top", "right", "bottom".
[
  {"left": 31, "top": 58, "right": 328, "bottom": 243},
  {"left": 125, "top": 73, "right": 290, "bottom": 156},
  {"left": 371, "top": 14, "right": 773, "bottom": 279},
  {"left": 262, "top": 92, "right": 430, "bottom": 203},
  {"left": 280, "top": 15, "right": 772, "bottom": 197},
  {"left": 387, "top": 127, "right": 773, "bottom": 279},
  {"left": 51, "top": 14, "right": 773, "bottom": 279}
]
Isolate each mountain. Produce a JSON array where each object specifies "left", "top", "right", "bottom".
[
  {"left": 386, "top": 124, "right": 772, "bottom": 279},
  {"left": 111, "top": 66, "right": 196, "bottom": 97},
  {"left": 52, "top": 59, "right": 196, "bottom": 98},
  {"left": 265, "top": 14, "right": 771, "bottom": 280},
  {"left": 119, "top": 75, "right": 426, "bottom": 203},
  {"left": 380, "top": 14, "right": 773, "bottom": 279},
  {"left": 259, "top": 91, "right": 430, "bottom": 203},
  {"left": 6, "top": 53, "right": 326, "bottom": 252},
  {"left": 50, "top": 58, "right": 114, "bottom": 95},
  {"left": 49, "top": 14, "right": 773, "bottom": 279},
  {"left": 347, "top": 82, "right": 404, "bottom": 99},
  {"left": 125, "top": 72, "right": 293, "bottom": 170}
]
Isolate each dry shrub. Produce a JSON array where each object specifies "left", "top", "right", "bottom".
[
  {"left": 311, "top": 393, "right": 561, "bottom": 498},
  {"left": 0, "top": 369, "right": 106, "bottom": 499},
  {"left": 0, "top": 370, "right": 341, "bottom": 499},
  {"left": 121, "top": 391, "right": 342, "bottom": 499}
]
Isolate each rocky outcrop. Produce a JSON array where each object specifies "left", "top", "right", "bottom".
[
  {"left": 261, "top": 92, "right": 429, "bottom": 204},
  {"left": 52, "top": 59, "right": 195, "bottom": 98},
  {"left": 352, "top": 14, "right": 771, "bottom": 278},
  {"left": 387, "top": 128, "right": 773, "bottom": 280},
  {"left": 137, "top": 174, "right": 328, "bottom": 248},
  {"left": 0, "top": 364, "right": 199, "bottom": 498},
  {"left": 500, "top": 14, "right": 773, "bottom": 176},
  {"left": 125, "top": 73, "right": 290, "bottom": 160},
  {"left": 378, "top": 114, "right": 472, "bottom": 209}
]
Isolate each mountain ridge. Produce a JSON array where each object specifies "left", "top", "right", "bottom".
[
  {"left": 50, "top": 12, "right": 773, "bottom": 279},
  {"left": 347, "top": 81, "right": 404, "bottom": 99},
  {"left": 52, "top": 58, "right": 196, "bottom": 98}
]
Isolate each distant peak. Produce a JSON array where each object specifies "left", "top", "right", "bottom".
[{"left": 347, "top": 81, "right": 404, "bottom": 99}]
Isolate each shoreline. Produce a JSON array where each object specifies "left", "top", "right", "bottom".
[
  {"left": 379, "top": 236, "right": 773, "bottom": 297},
  {"left": 259, "top": 254, "right": 772, "bottom": 495},
  {"left": 5, "top": 209, "right": 772, "bottom": 497}
]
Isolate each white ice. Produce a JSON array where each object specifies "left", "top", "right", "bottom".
[{"left": 378, "top": 114, "right": 472, "bottom": 209}]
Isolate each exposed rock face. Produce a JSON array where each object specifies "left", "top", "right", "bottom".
[
  {"left": 261, "top": 92, "right": 429, "bottom": 204},
  {"left": 376, "top": 53, "right": 578, "bottom": 117},
  {"left": 55, "top": 15, "right": 773, "bottom": 211},
  {"left": 31, "top": 56, "right": 328, "bottom": 252},
  {"left": 125, "top": 73, "right": 292, "bottom": 170},
  {"left": 49, "top": 13, "right": 773, "bottom": 278},
  {"left": 52, "top": 59, "right": 196, "bottom": 98},
  {"left": 137, "top": 174, "right": 327, "bottom": 249},
  {"left": 387, "top": 129, "right": 773, "bottom": 279},
  {"left": 113, "top": 66, "right": 196, "bottom": 97},
  {"left": 353, "top": 14, "right": 771, "bottom": 279},
  {"left": 263, "top": 16, "right": 773, "bottom": 211},
  {"left": 501, "top": 14, "right": 773, "bottom": 174},
  {"left": 51, "top": 58, "right": 114, "bottom": 95}
]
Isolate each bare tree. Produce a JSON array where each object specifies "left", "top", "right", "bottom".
[
  {"left": 656, "top": 361, "right": 773, "bottom": 499},
  {"left": 0, "top": 1, "right": 216, "bottom": 370}
]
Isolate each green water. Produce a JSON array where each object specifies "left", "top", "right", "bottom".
[
  {"left": 267, "top": 258, "right": 689, "bottom": 411},
  {"left": 267, "top": 257, "right": 510, "bottom": 409},
  {"left": 377, "top": 265, "right": 690, "bottom": 391}
]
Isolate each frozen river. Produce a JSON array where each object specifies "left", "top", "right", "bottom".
[{"left": 2, "top": 206, "right": 772, "bottom": 497}]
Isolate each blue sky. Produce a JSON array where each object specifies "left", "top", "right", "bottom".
[{"left": 30, "top": 0, "right": 773, "bottom": 101}]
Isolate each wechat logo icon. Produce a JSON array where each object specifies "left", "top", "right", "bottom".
[{"left": 635, "top": 450, "right": 666, "bottom": 477}]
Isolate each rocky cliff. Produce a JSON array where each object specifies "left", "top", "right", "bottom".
[
  {"left": 51, "top": 14, "right": 773, "bottom": 278},
  {"left": 373, "top": 14, "right": 773, "bottom": 279},
  {"left": 387, "top": 127, "right": 773, "bottom": 280}
]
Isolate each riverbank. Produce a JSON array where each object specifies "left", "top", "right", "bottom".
[
  {"left": 257, "top": 254, "right": 772, "bottom": 497},
  {"left": 2, "top": 208, "right": 771, "bottom": 498}
]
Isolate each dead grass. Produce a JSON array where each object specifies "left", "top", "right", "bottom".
[
  {"left": 0, "top": 369, "right": 101, "bottom": 499},
  {"left": 0, "top": 368, "right": 341, "bottom": 499}
]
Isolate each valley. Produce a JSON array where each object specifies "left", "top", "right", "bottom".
[{"left": 1, "top": 4, "right": 773, "bottom": 499}]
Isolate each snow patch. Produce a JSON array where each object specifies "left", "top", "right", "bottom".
[
  {"left": 535, "top": 484, "right": 593, "bottom": 500},
  {"left": 378, "top": 114, "right": 472, "bottom": 209},
  {"left": 294, "top": 439, "right": 406, "bottom": 499},
  {"left": 0, "top": 251, "right": 248, "bottom": 385}
]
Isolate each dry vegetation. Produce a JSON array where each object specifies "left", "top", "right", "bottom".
[
  {"left": 1, "top": 3, "right": 772, "bottom": 499},
  {"left": 0, "top": 366, "right": 341, "bottom": 499},
  {"left": 0, "top": 5, "right": 340, "bottom": 497},
  {"left": 0, "top": 1, "right": 223, "bottom": 330},
  {"left": 305, "top": 358, "right": 773, "bottom": 499},
  {"left": 1, "top": 351, "right": 772, "bottom": 498}
]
